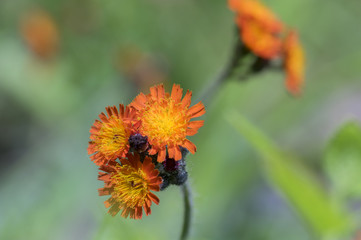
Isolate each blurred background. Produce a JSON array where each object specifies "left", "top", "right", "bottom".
[{"left": 1, "top": 0, "right": 361, "bottom": 239}]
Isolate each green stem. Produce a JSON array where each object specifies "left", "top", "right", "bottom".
[
  {"left": 196, "top": 26, "right": 245, "bottom": 105},
  {"left": 180, "top": 181, "right": 193, "bottom": 240}
]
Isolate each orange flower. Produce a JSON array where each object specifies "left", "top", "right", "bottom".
[
  {"left": 229, "top": 0, "right": 284, "bottom": 59},
  {"left": 283, "top": 30, "right": 305, "bottom": 96},
  {"left": 98, "top": 153, "right": 162, "bottom": 219},
  {"left": 131, "top": 84, "right": 205, "bottom": 162},
  {"left": 88, "top": 105, "right": 138, "bottom": 166},
  {"left": 20, "top": 10, "right": 59, "bottom": 59}
]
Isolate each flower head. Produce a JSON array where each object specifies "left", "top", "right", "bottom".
[
  {"left": 88, "top": 105, "right": 138, "bottom": 166},
  {"left": 20, "top": 9, "right": 59, "bottom": 59},
  {"left": 98, "top": 153, "right": 162, "bottom": 219},
  {"left": 283, "top": 30, "right": 305, "bottom": 96},
  {"left": 229, "top": 0, "right": 284, "bottom": 59},
  {"left": 131, "top": 84, "right": 205, "bottom": 162}
]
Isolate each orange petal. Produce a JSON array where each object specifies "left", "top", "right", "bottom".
[
  {"left": 168, "top": 146, "right": 175, "bottom": 159},
  {"left": 181, "top": 90, "right": 192, "bottom": 108},
  {"left": 284, "top": 30, "right": 304, "bottom": 96},
  {"left": 188, "top": 102, "right": 205, "bottom": 118},
  {"left": 186, "top": 128, "right": 199, "bottom": 136},
  {"left": 149, "top": 192, "right": 160, "bottom": 205},
  {"left": 183, "top": 139, "right": 196, "bottom": 154},
  {"left": 135, "top": 206, "right": 143, "bottom": 219},
  {"left": 174, "top": 145, "right": 182, "bottom": 160},
  {"left": 171, "top": 84, "right": 183, "bottom": 102},
  {"left": 157, "top": 148, "right": 166, "bottom": 162},
  {"left": 228, "top": 0, "right": 240, "bottom": 10},
  {"left": 188, "top": 120, "right": 204, "bottom": 129},
  {"left": 157, "top": 84, "right": 165, "bottom": 98},
  {"left": 130, "top": 93, "right": 147, "bottom": 110},
  {"left": 150, "top": 85, "right": 158, "bottom": 100},
  {"left": 148, "top": 148, "right": 157, "bottom": 155}
]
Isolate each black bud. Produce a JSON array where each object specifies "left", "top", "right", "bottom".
[
  {"left": 129, "top": 134, "right": 149, "bottom": 153},
  {"left": 160, "top": 177, "right": 170, "bottom": 191},
  {"left": 180, "top": 146, "right": 189, "bottom": 159},
  {"left": 162, "top": 158, "right": 179, "bottom": 172},
  {"left": 173, "top": 170, "right": 188, "bottom": 186},
  {"left": 250, "top": 57, "right": 270, "bottom": 74}
]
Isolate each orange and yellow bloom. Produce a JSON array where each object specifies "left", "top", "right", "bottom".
[
  {"left": 229, "top": 0, "right": 284, "bottom": 59},
  {"left": 283, "top": 30, "right": 305, "bottom": 96},
  {"left": 131, "top": 84, "right": 205, "bottom": 162},
  {"left": 98, "top": 153, "right": 162, "bottom": 219},
  {"left": 89, "top": 84, "right": 205, "bottom": 219},
  {"left": 88, "top": 105, "right": 138, "bottom": 166}
]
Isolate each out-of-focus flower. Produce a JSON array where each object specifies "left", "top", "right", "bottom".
[
  {"left": 116, "top": 47, "right": 168, "bottom": 91},
  {"left": 88, "top": 105, "right": 138, "bottom": 166},
  {"left": 283, "top": 30, "right": 305, "bottom": 96},
  {"left": 228, "top": 0, "right": 306, "bottom": 95},
  {"left": 131, "top": 84, "right": 205, "bottom": 162},
  {"left": 229, "top": 0, "right": 284, "bottom": 59},
  {"left": 98, "top": 153, "right": 162, "bottom": 219},
  {"left": 20, "top": 9, "right": 59, "bottom": 59}
]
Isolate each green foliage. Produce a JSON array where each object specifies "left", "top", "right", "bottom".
[
  {"left": 325, "top": 121, "right": 361, "bottom": 200},
  {"left": 228, "top": 112, "right": 354, "bottom": 239}
]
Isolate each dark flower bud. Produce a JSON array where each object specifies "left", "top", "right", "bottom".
[
  {"left": 162, "top": 158, "right": 179, "bottom": 172},
  {"left": 250, "top": 57, "right": 270, "bottom": 74},
  {"left": 129, "top": 133, "right": 149, "bottom": 153},
  {"left": 173, "top": 170, "right": 188, "bottom": 186},
  {"left": 180, "top": 146, "right": 189, "bottom": 159},
  {"left": 160, "top": 176, "right": 170, "bottom": 191}
]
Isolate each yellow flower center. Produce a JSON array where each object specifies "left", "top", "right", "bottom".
[
  {"left": 140, "top": 98, "right": 188, "bottom": 145},
  {"left": 112, "top": 166, "right": 149, "bottom": 208},
  {"left": 96, "top": 117, "right": 128, "bottom": 157}
]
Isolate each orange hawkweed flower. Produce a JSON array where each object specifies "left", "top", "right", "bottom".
[
  {"left": 88, "top": 105, "right": 138, "bottom": 166},
  {"left": 131, "top": 84, "right": 205, "bottom": 162},
  {"left": 229, "top": 0, "right": 284, "bottom": 59},
  {"left": 20, "top": 10, "right": 59, "bottom": 59},
  {"left": 98, "top": 153, "right": 162, "bottom": 219},
  {"left": 283, "top": 30, "right": 305, "bottom": 96}
]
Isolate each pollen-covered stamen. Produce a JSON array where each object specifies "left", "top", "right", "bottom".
[
  {"left": 141, "top": 99, "right": 188, "bottom": 145},
  {"left": 96, "top": 118, "right": 128, "bottom": 156},
  {"left": 112, "top": 167, "right": 149, "bottom": 208},
  {"left": 130, "top": 84, "right": 205, "bottom": 162},
  {"left": 88, "top": 104, "right": 136, "bottom": 166},
  {"left": 98, "top": 154, "right": 162, "bottom": 219}
]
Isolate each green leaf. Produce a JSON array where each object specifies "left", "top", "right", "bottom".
[
  {"left": 325, "top": 121, "right": 361, "bottom": 200},
  {"left": 227, "top": 112, "right": 354, "bottom": 239}
]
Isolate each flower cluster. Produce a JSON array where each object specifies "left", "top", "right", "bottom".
[
  {"left": 88, "top": 84, "right": 205, "bottom": 219},
  {"left": 228, "top": 0, "right": 305, "bottom": 96}
]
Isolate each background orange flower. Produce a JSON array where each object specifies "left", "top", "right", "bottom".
[
  {"left": 283, "top": 30, "right": 305, "bottom": 96},
  {"left": 20, "top": 9, "right": 59, "bottom": 59},
  {"left": 229, "top": 0, "right": 284, "bottom": 59}
]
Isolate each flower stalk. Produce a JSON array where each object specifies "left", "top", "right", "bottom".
[
  {"left": 197, "top": 26, "right": 245, "bottom": 105},
  {"left": 180, "top": 181, "right": 193, "bottom": 240}
]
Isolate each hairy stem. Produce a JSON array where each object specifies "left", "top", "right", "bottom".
[{"left": 180, "top": 181, "right": 193, "bottom": 240}]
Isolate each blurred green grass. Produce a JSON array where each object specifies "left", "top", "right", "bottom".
[{"left": 0, "top": 0, "right": 361, "bottom": 239}]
